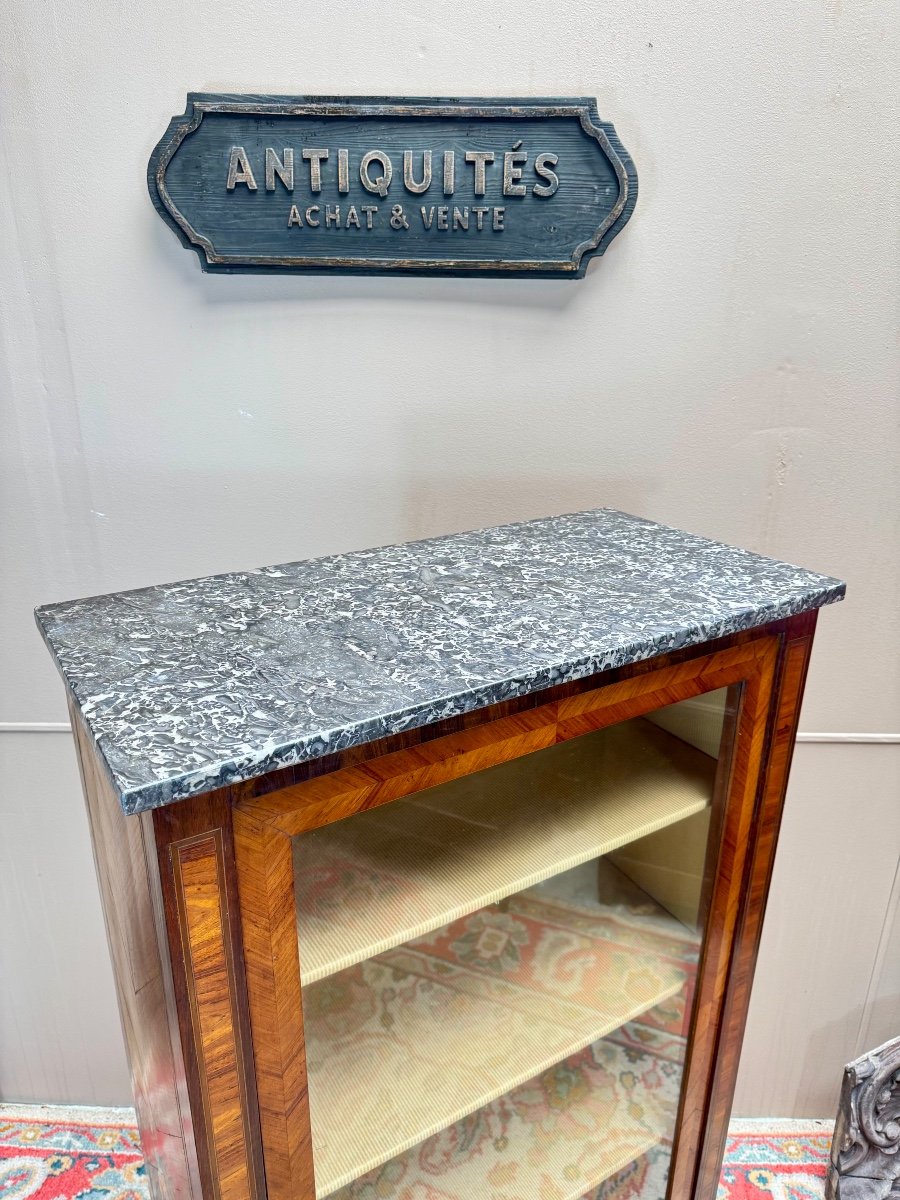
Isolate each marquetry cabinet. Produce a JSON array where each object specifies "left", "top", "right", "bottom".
[{"left": 37, "top": 510, "right": 844, "bottom": 1200}]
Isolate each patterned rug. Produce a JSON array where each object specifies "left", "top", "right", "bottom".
[
  {"left": 0, "top": 1107, "right": 832, "bottom": 1199},
  {"left": 718, "top": 1122, "right": 833, "bottom": 1200},
  {"left": 0, "top": 1107, "right": 144, "bottom": 1199},
  {"left": 304, "top": 884, "right": 699, "bottom": 1198}
]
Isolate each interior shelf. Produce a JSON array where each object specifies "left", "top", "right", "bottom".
[
  {"left": 303, "top": 879, "right": 698, "bottom": 1197},
  {"left": 294, "top": 718, "right": 714, "bottom": 984},
  {"left": 326, "top": 1031, "right": 673, "bottom": 1200}
]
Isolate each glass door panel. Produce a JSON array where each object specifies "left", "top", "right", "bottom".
[{"left": 293, "top": 686, "right": 736, "bottom": 1200}]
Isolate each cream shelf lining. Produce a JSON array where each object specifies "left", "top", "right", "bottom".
[
  {"left": 305, "top": 886, "right": 690, "bottom": 1197},
  {"left": 294, "top": 718, "right": 715, "bottom": 984}
]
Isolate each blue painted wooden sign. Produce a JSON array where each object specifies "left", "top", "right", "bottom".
[{"left": 148, "top": 95, "right": 637, "bottom": 278}]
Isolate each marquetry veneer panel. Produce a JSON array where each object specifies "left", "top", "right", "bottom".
[{"left": 171, "top": 832, "right": 260, "bottom": 1200}]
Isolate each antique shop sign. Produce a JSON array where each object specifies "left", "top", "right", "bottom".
[{"left": 148, "top": 96, "right": 637, "bottom": 278}]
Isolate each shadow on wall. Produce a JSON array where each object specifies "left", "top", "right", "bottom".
[
  {"left": 796, "top": 1009, "right": 868, "bottom": 1120},
  {"left": 853, "top": 991, "right": 900, "bottom": 1076},
  {"left": 396, "top": 474, "right": 655, "bottom": 545},
  {"left": 393, "top": 393, "right": 656, "bottom": 543},
  {"left": 146, "top": 214, "right": 619, "bottom": 314}
]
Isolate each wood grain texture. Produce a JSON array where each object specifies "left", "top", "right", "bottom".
[
  {"left": 233, "top": 811, "right": 314, "bottom": 1200},
  {"left": 170, "top": 832, "right": 262, "bottom": 1200},
  {"left": 665, "top": 631, "right": 780, "bottom": 1200},
  {"left": 233, "top": 627, "right": 797, "bottom": 1200},
  {"left": 148, "top": 95, "right": 637, "bottom": 278},
  {"left": 76, "top": 613, "right": 818, "bottom": 1200},
  {"left": 556, "top": 638, "right": 773, "bottom": 740},
  {"left": 241, "top": 707, "right": 558, "bottom": 837},
  {"left": 696, "top": 683, "right": 744, "bottom": 935},
  {"left": 69, "top": 702, "right": 200, "bottom": 1200},
  {"left": 691, "top": 611, "right": 819, "bottom": 1200},
  {"left": 152, "top": 796, "right": 266, "bottom": 1200}
]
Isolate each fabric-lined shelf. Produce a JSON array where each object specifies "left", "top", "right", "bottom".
[
  {"left": 294, "top": 718, "right": 715, "bottom": 985},
  {"left": 302, "top": 882, "right": 699, "bottom": 1197},
  {"left": 327, "top": 1031, "right": 676, "bottom": 1200}
]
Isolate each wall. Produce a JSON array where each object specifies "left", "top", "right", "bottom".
[{"left": 1, "top": 0, "right": 897, "bottom": 1115}]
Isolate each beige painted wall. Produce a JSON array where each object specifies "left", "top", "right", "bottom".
[
  {"left": 734, "top": 744, "right": 900, "bottom": 1115},
  {"left": 1, "top": 0, "right": 898, "bottom": 1115}
]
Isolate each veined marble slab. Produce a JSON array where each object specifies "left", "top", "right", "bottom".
[{"left": 35, "top": 509, "right": 845, "bottom": 814}]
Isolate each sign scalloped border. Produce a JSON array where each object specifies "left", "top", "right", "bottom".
[{"left": 148, "top": 94, "right": 638, "bottom": 278}]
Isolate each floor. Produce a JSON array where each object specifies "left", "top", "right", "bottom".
[{"left": 0, "top": 1104, "right": 834, "bottom": 1200}]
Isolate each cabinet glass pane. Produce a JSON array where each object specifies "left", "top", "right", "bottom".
[{"left": 293, "top": 686, "right": 736, "bottom": 1200}]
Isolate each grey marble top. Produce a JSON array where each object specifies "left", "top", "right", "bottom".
[{"left": 36, "top": 509, "right": 845, "bottom": 815}]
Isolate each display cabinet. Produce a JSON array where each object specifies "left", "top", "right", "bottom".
[{"left": 36, "top": 509, "right": 845, "bottom": 1200}]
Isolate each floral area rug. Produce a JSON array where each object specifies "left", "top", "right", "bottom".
[
  {"left": 715, "top": 1122, "right": 833, "bottom": 1200},
  {"left": 0, "top": 1106, "right": 144, "bottom": 1199},
  {"left": 0, "top": 1107, "right": 832, "bottom": 1199}
]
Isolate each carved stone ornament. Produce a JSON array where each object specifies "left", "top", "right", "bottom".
[{"left": 827, "top": 1035, "right": 900, "bottom": 1200}]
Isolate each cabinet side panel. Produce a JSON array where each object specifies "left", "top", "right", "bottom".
[
  {"left": 694, "top": 614, "right": 818, "bottom": 1198},
  {"left": 233, "top": 811, "right": 314, "bottom": 1200},
  {"left": 153, "top": 795, "right": 266, "bottom": 1200},
  {"left": 169, "top": 832, "right": 262, "bottom": 1200},
  {"left": 69, "top": 702, "right": 200, "bottom": 1200},
  {"left": 666, "top": 638, "right": 780, "bottom": 1199}
]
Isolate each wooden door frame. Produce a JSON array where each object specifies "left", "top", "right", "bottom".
[{"left": 144, "top": 610, "right": 817, "bottom": 1200}]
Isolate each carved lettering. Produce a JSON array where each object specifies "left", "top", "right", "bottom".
[
  {"left": 464, "top": 150, "right": 495, "bottom": 196},
  {"left": 226, "top": 146, "right": 257, "bottom": 191},
  {"left": 403, "top": 150, "right": 432, "bottom": 194},
  {"left": 503, "top": 143, "right": 527, "bottom": 197},
  {"left": 533, "top": 152, "right": 559, "bottom": 198},
  {"left": 302, "top": 148, "right": 329, "bottom": 192},
  {"left": 337, "top": 148, "right": 350, "bottom": 193},
  {"left": 225, "top": 145, "right": 562, "bottom": 203},
  {"left": 472, "top": 205, "right": 489, "bottom": 231},
  {"left": 151, "top": 94, "right": 638, "bottom": 276},
  {"left": 360, "top": 150, "right": 392, "bottom": 197},
  {"left": 265, "top": 148, "right": 294, "bottom": 192}
]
